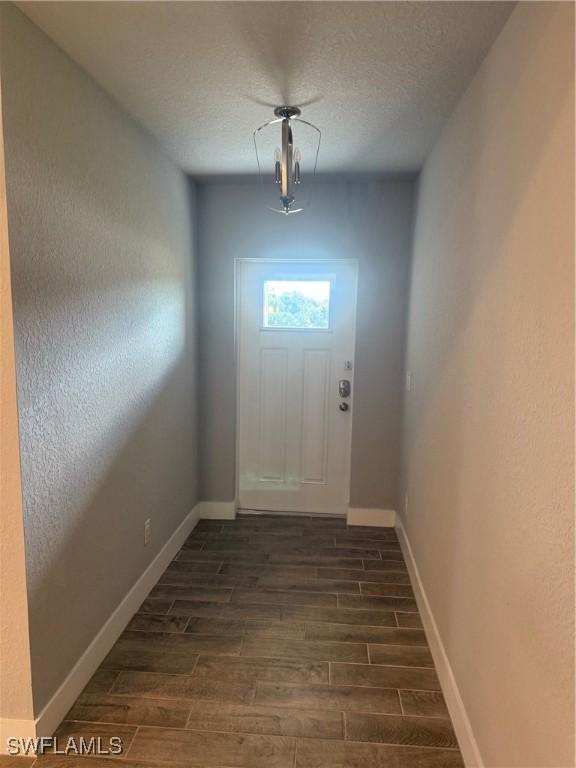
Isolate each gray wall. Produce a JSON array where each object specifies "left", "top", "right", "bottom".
[
  {"left": 197, "top": 178, "right": 414, "bottom": 510},
  {"left": 1, "top": 5, "right": 198, "bottom": 714},
  {"left": 402, "top": 3, "right": 574, "bottom": 765}
]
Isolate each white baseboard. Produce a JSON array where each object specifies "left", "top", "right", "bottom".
[
  {"left": 347, "top": 507, "right": 396, "bottom": 527},
  {"left": 0, "top": 504, "right": 201, "bottom": 752},
  {"left": 396, "top": 518, "right": 483, "bottom": 768},
  {"left": 197, "top": 500, "right": 236, "bottom": 520}
]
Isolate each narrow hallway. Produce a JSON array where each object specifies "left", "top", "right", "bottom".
[{"left": 50, "top": 515, "right": 463, "bottom": 767}]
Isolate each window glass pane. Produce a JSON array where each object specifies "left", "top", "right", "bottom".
[{"left": 263, "top": 279, "right": 331, "bottom": 330}]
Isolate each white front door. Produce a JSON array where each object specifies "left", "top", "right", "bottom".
[{"left": 237, "top": 259, "right": 358, "bottom": 515}]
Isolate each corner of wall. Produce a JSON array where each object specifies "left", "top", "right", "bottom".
[{"left": 0, "top": 73, "right": 35, "bottom": 738}]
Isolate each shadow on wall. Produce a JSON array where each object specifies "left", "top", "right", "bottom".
[
  {"left": 10, "top": 186, "right": 198, "bottom": 713},
  {"left": 23, "top": 348, "right": 196, "bottom": 715}
]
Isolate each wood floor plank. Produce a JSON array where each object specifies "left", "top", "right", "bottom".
[
  {"left": 185, "top": 701, "right": 343, "bottom": 739},
  {"left": 126, "top": 614, "right": 189, "bottom": 633},
  {"left": 189, "top": 532, "right": 252, "bottom": 543},
  {"left": 216, "top": 544, "right": 382, "bottom": 559},
  {"left": 363, "top": 560, "right": 409, "bottom": 572},
  {"left": 344, "top": 526, "right": 400, "bottom": 538},
  {"left": 360, "top": 583, "right": 414, "bottom": 597},
  {"left": 334, "top": 539, "right": 401, "bottom": 551},
  {"left": 148, "top": 584, "right": 233, "bottom": 602},
  {"left": 0, "top": 758, "right": 36, "bottom": 768},
  {"left": 330, "top": 663, "right": 441, "bottom": 691},
  {"left": 177, "top": 550, "right": 270, "bottom": 563},
  {"left": 101, "top": 647, "right": 199, "bottom": 675},
  {"left": 169, "top": 600, "right": 282, "bottom": 621},
  {"left": 244, "top": 619, "right": 307, "bottom": 639},
  {"left": 304, "top": 623, "right": 428, "bottom": 646},
  {"left": 256, "top": 682, "right": 400, "bottom": 714},
  {"left": 114, "top": 630, "right": 242, "bottom": 656},
  {"left": 270, "top": 555, "right": 365, "bottom": 568},
  {"left": 364, "top": 549, "right": 405, "bottom": 559},
  {"left": 194, "top": 520, "right": 224, "bottom": 529},
  {"left": 81, "top": 669, "right": 119, "bottom": 695},
  {"left": 317, "top": 567, "right": 410, "bottom": 583},
  {"left": 306, "top": 528, "right": 377, "bottom": 537},
  {"left": 54, "top": 721, "right": 137, "bottom": 757},
  {"left": 236, "top": 516, "right": 310, "bottom": 527},
  {"left": 184, "top": 616, "right": 246, "bottom": 635},
  {"left": 128, "top": 727, "right": 295, "bottom": 767},
  {"left": 295, "top": 738, "right": 464, "bottom": 767},
  {"left": 158, "top": 570, "right": 258, "bottom": 588},
  {"left": 396, "top": 613, "right": 424, "bottom": 629},
  {"left": 159, "top": 559, "right": 222, "bottom": 573},
  {"left": 338, "top": 595, "right": 418, "bottom": 613},
  {"left": 228, "top": 524, "right": 308, "bottom": 534},
  {"left": 242, "top": 637, "right": 368, "bottom": 663},
  {"left": 282, "top": 605, "right": 397, "bottom": 627},
  {"left": 306, "top": 518, "right": 347, "bottom": 528},
  {"left": 206, "top": 535, "right": 338, "bottom": 550},
  {"left": 221, "top": 563, "right": 317, "bottom": 578},
  {"left": 137, "top": 597, "right": 173, "bottom": 614},
  {"left": 32, "top": 759, "right": 185, "bottom": 768},
  {"left": 257, "top": 576, "right": 361, "bottom": 594},
  {"left": 212, "top": 523, "right": 311, "bottom": 534},
  {"left": 399, "top": 690, "right": 450, "bottom": 718},
  {"left": 288, "top": 547, "right": 383, "bottom": 559},
  {"left": 66, "top": 693, "right": 191, "bottom": 728},
  {"left": 345, "top": 712, "right": 458, "bottom": 749},
  {"left": 231, "top": 588, "right": 338, "bottom": 608},
  {"left": 179, "top": 540, "right": 205, "bottom": 550},
  {"left": 369, "top": 644, "right": 434, "bottom": 668},
  {"left": 111, "top": 672, "right": 254, "bottom": 704},
  {"left": 193, "top": 654, "right": 329, "bottom": 684}
]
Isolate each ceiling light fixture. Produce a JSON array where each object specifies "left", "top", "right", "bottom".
[{"left": 253, "top": 106, "right": 321, "bottom": 215}]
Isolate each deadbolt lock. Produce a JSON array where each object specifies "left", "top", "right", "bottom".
[{"left": 338, "top": 379, "right": 351, "bottom": 398}]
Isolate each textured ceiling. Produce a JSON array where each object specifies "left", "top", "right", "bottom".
[{"left": 19, "top": 1, "right": 514, "bottom": 175}]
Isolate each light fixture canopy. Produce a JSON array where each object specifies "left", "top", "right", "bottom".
[{"left": 253, "top": 106, "right": 321, "bottom": 215}]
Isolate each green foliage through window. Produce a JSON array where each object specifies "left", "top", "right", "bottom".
[{"left": 263, "top": 280, "right": 330, "bottom": 329}]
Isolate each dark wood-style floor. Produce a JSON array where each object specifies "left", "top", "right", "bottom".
[{"left": 25, "top": 515, "right": 464, "bottom": 768}]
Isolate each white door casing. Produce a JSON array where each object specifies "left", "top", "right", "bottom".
[{"left": 237, "top": 259, "right": 358, "bottom": 515}]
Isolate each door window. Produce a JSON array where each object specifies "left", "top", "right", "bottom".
[{"left": 262, "top": 279, "right": 331, "bottom": 330}]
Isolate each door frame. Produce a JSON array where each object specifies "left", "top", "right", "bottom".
[{"left": 234, "top": 257, "right": 359, "bottom": 516}]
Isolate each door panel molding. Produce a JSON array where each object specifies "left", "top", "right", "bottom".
[
  {"left": 258, "top": 347, "right": 288, "bottom": 481},
  {"left": 300, "top": 348, "right": 330, "bottom": 484}
]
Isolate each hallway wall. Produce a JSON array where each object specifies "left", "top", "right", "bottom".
[
  {"left": 1, "top": 5, "right": 199, "bottom": 715},
  {"left": 197, "top": 178, "right": 414, "bottom": 512},
  {"left": 402, "top": 3, "right": 574, "bottom": 766}
]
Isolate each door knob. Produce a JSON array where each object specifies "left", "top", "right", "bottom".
[{"left": 339, "top": 402, "right": 349, "bottom": 412}]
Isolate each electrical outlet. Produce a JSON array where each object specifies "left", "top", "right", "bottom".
[
  {"left": 144, "top": 519, "right": 151, "bottom": 546},
  {"left": 405, "top": 370, "right": 413, "bottom": 392}
]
